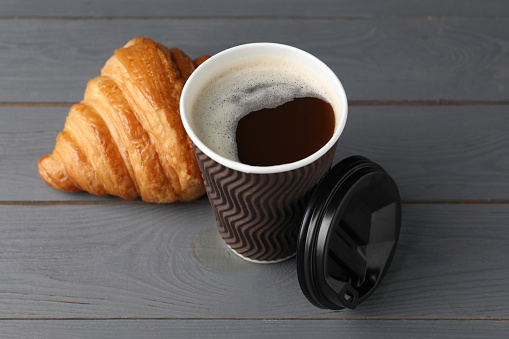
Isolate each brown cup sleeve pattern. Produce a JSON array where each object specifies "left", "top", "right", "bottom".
[{"left": 194, "top": 144, "right": 337, "bottom": 262}]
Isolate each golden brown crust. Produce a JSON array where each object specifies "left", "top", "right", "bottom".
[
  {"left": 38, "top": 37, "right": 208, "bottom": 203},
  {"left": 38, "top": 153, "right": 81, "bottom": 193},
  {"left": 169, "top": 47, "right": 197, "bottom": 82},
  {"left": 193, "top": 55, "right": 210, "bottom": 68}
]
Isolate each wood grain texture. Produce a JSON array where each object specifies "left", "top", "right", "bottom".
[
  {"left": 1, "top": 1, "right": 508, "bottom": 336},
  {"left": 336, "top": 104, "right": 509, "bottom": 202},
  {"left": 1, "top": 319, "right": 509, "bottom": 339},
  {"left": 2, "top": 105, "right": 508, "bottom": 202},
  {"left": 1, "top": 0, "right": 508, "bottom": 18},
  {"left": 0, "top": 17, "right": 508, "bottom": 102},
  {"left": 0, "top": 203, "right": 508, "bottom": 319}
]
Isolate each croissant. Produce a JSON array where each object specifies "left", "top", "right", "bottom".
[{"left": 38, "top": 37, "right": 209, "bottom": 203}]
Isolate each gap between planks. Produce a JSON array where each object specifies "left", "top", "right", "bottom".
[
  {"left": 0, "top": 15, "right": 374, "bottom": 20},
  {"left": 0, "top": 317, "right": 506, "bottom": 321},
  {"left": 1, "top": 100, "right": 509, "bottom": 107},
  {"left": 0, "top": 15, "right": 507, "bottom": 20},
  {"left": 1, "top": 200, "right": 509, "bottom": 206}
]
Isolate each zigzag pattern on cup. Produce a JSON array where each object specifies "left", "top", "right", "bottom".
[{"left": 195, "top": 145, "right": 337, "bottom": 262}]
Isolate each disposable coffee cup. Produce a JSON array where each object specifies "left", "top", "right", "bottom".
[{"left": 181, "top": 43, "right": 402, "bottom": 310}]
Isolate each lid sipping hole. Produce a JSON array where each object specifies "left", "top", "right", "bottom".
[
  {"left": 340, "top": 285, "right": 358, "bottom": 309},
  {"left": 344, "top": 290, "right": 355, "bottom": 303}
]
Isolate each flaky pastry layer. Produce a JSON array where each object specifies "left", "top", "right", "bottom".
[{"left": 38, "top": 37, "right": 208, "bottom": 203}]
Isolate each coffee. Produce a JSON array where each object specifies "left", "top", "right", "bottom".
[
  {"left": 190, "top": 56, "right": 338, "bottom": 165},
  {"left": 236, "top": 97, "right": 335, "bottom": 166}
]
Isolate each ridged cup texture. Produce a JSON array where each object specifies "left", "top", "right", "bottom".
[{"left": 194, "top": 144, "right": 337, "bottom": 262}]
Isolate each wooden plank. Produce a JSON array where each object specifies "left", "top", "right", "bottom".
[
  {"left": 336, "top": 104, "right": 509, "bottom": 202},
  {"left": 1, "top": 319, "right": 508, "bottom": 339},
  {"left": 0, "top": 18, "right": 508, "bottom": 102},
  {"left": 0, "top": 203, "right": 508, "bottom": 319},
  {"left": 0, "top": 0, "right": 507, "bottom": 17},
  {"left": 2, "top": 105, "right": 509, "bottom": 202}
]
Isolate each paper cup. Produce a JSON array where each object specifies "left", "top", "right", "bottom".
[{"left": 181, "top": 43, "right": 348, "bottom": 262}]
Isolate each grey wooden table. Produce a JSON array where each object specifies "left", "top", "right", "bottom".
[{"left": 1, "top": 1, "right": 509, "bottom": 337}]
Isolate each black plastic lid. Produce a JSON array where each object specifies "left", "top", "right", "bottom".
[{"left": 297, "top": 155, "right": 401, "bottom": 310}]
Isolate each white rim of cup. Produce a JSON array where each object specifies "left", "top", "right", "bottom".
[{"left": 180, "top": 42, "right": 348, "bottom": 174}]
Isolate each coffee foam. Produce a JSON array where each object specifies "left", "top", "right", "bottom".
[{"left": 190, "top": 56, "right": 335, "bottom": 162}]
